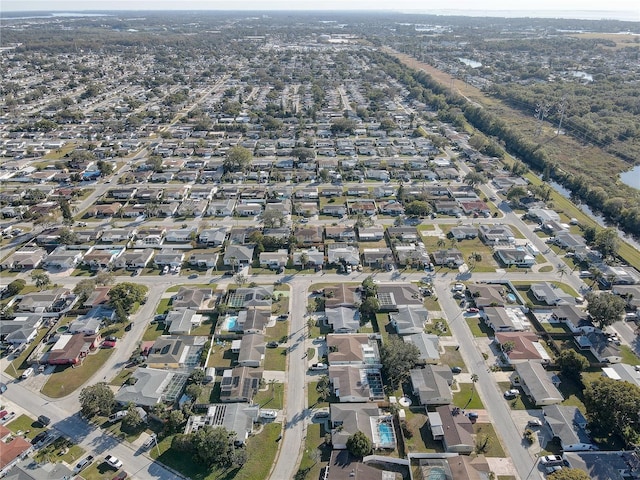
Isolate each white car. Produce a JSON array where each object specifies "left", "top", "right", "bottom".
[
  {"left": 503, "top": 389, "right": 519, "bottom": 399},
  {"left": 260, "top": 410, "right": 277, "bottom": 419},
  {"left": 540, "top": 455, "right": 563, "bottom": 466},
  {"left": 310, "top": 363, "right": 328, "bottom": 370},
  {"left": 105, "top": 455, "right": 123, "bottom": 469}
]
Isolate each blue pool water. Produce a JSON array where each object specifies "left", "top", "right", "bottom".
[
  {"left": 506, "top": 293, "right": 517, "bottom": 303},
  {"left": 378, "top": 422, "right": 394, "bottom": 445},
  {"left": 223, "top": 316, "right": 238, "bottom": 330}
]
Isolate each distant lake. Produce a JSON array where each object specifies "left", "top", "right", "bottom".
[
  {"left": 459, "top": 58, "right": 482, "bottom": 68},
  {"left": 620, "top": 165, "right": 640, "bottom": 190}
]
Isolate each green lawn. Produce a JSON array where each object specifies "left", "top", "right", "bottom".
[
  {"left": 453, "top": 383, "right": 484, "bottom": 410},
  {"left": 156, "top": 298, "right": 171, "bottom": 314},
  {"left": 403, "top": 407, "right": 441, "bottom": 454},
  {"left": 307, "top": 381, "right": 330, "bottom": 409},
  {"left": 34, "top": 436, "right": 85, "bottom": 465},
  {"left": 41, "top": 349, "right": 114, "bottom": 398},
  {"left": 425, "top": 318, "right": 450, "bottom": 336},
  {"left": 465, "top": 316, "right": 493, "bottom": 337},
  {"left": 497, "top": 382, "right": 536, "bottom": 410},
  {"left": 143, "top": 322, "right": 166, "bottom": 341},
  {"left": 296, "top": 422, "right": 332, "bottom": 480},
  {"left": 265, "top": 320, "right": 289, "bottom": 343},
  {"left": 423, "top": 295, "right": 441, "bottom": 311},
  {"left": 474, "top": 422, "right": 507, "bottom": 457},
  {"left": 374, "top": 312, "right": 394, "bottom": 342},
  {"left": 254, "top": 383, "right": 284, "bottom": 410},
  {"left": 207, "top": 344, "right": 237, "bottom": 369},
  {"left": 6, "top": 414, "right": 47, "bottom": 440},
  {"left": 440, "top": 346, "right": 466, "bottom": 372},
  {"left": 264, "top": 348, "right": 287, "bottom": 371},
  {"left": 620, "top": 345, "right": 640, "bottom": 365}
]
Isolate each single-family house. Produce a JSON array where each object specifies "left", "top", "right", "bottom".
[
  {"left": 329, "top": 365, "right": 383, "bottom": 402},
  {"left": 325, "top": 307, "right": 360, "bottom": 334},
  {"left": 235, "top": 308, "right": 271, "bottom": 334},
  {"left": 172, "top": 287, "right": 213, "bottom": 310},
  {"left": 0, "top": 314, "right": 43, "bottom": 346},
  {"left": 327, "top": 334, "right": 381, "bottom": 367},
  {"left": 165, "top": 227, "right": 198, "bottom": 243},
  {"left": 153, "top": 249, "right": 185, "bottom": 268},
  {"left": 432, "top": 249, "right": 464, "bottom": 267},
  {"left": 146, "top": 335, "right": 207, "bottom": 369},
  {"left": 543, "top": 405, "right": 594, "bottom": 451},
  {"left": 495, "top": 248, "right": 535, "bottom": 268},
  {"left": 227, "top": 286, "right": 273, "bottom": 309},
  {"left": 47, "top": 333, "right": 101, "bottom": 365},
  {"left": 482, "top": 306, "right": 530, "bottom": 332},
  {"left": 362, "top": 248, "right": 394, "bottom": 269},
  {"left": 466, "top": 283, "right": 505, "bottom": 308},
  {"left": 577, "top": 331, "right": 622, "bottom": 363},
  {"left": 390, "top": 305, "right": 429, "bottom": 335},
  {"left": 326, "top": 244, "right": 360, "bottom": 266},
  {"left": 42, "top": 246, "right": 84, "bottom": 270},
  {"left": 220, "top": 366, "right": 263, "bottom": 403},
  {"left": 404, "top": 333, "right": 440, "bottom": 364},
  {"left": 188, "top": 252, "right": 219, "bottom": 269},
  {"left": 410, "top": 366, "right": 453, "bottom": 405},
  {"left": 0, "top": 246, "right": 47, "bottom": 271},
  {"left": 376, "top": 284, "right": 423, "bottom": 311},
  {"left": 164, "top": 309, "right": 204, "bottom": 335},
  {"left": 198, "top": 227, "right": 228, "bottom": 246},
  {"left": 237, "top": 333, "right": 265, "bottom": 368},
  {"left": 513, "top": 362, "right": 563, "bottom": 406},
  {"left": 292, "top": 248, "right": 325, "bottom": 268},
  {"left": 115, "top": 368, "right": 183, "bottom": 406},
  {"left": 183, "top": 403, "right": 259, "bottom": 445},
  {"left": 434, "top": 406, "right": 475, "bottom": 454},
  {"left": 114, "top": 248, "right": 154, "bottom": 270},
  {"left": 494, "top": 332, "right": 551, "bottom": 365},
  {"left": 223, "top": 245, "right": 255, "bottom": 268},
  {"left": 259, "top": 249, "right": 289, "bottom": 270},
  {"left": 478, "top": 224, "right": 515, "bottom": 245},
  {"left": 551, "top": 305, "right": 595, "bottom": 333},
  {"left": 330, "top": 404, "right": 395, "bottom": 450}
]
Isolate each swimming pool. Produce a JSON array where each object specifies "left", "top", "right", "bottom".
[
  {"left": 377, "top": 421, "right": 394, "bottom": 446},
  {"left": 223, "top": 315, "right": 238, "bottom": 331},
  {"left": 506, "top": 293, "right": 517, "bottom": 303}
]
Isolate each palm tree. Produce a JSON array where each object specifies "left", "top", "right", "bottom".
[
  {"left": 436, "top": 238, "right": 446, "bottom": 249},
  {"left": 299, "top": 252, "right": 309, "bottom": 270},
  {"left": 229, "top": 256, "right": 238, "bottom": 273},
  {"left": 557, "top": 264, "right": 567, "bottom": 278},
  {"left": 464, "top": 373, "right": 479, "bottom": 409}
]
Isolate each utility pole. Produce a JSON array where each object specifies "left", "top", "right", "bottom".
[
  {"left": 556, "top": 95, "right": 567, "bottom": 136},
  {"left": 534, "top": 102, "right": 550, "bottom": 136}
]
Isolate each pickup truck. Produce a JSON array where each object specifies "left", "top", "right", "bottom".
[{"left": 105, "top": 454, "right": 123, "bottom": 469}]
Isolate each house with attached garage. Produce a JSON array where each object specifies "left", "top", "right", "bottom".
[
  {"left": 330, "top": 404, "right": 395, "bottom": 450},
  {"left": 542, "top": 405, "right": 595, "bottom": 451},
  {"left": 326, "top": 243, "right": 360, "bottom": 266},
  {"left": 146, "top": 335, "right": 208, "bottom": 368},
  {"left": 153, "top": 249, "right": 185, "bottom": 268},
  {"left": 236, "top": 333, "right": 265, "bottom": 368},
  {"left": 431, "top": 248, "right": 464, "bottom": 267},
  {"left": 198, "top": 227, "right": 228, "bottom": 247},
  {"left": 478, "top": 224, "right": 515, "bottom": 245},
  {"left": 165, "top": 227, "right": 197, "bottom": 243},
  {"left": 494, "top": 332, "right": 551, "bottom": 365},
  {"left": 0, "top": 246, "right": 47, "bottom": 271},
  {"left": 259, "top": 249, "right": 289, "bottom": 270},
  {"left": 404, "top": 333, "right": 441, "bottom": 364},
  {"left": 513, "top": 361, "right": 563, "bottom": 406},
  {"left": 219, "top": 366, "right": 263, "bottom": 403},
  {"left": 410, "top": 365, "right": 453, "bottom": 406},
  {"left": 390, "top": 305, "right": 429, "bottom": 335},
  {"left": 223, "top": 245, "right": 255, "bottom": 268},
  {"left": 42, "top": 246, "right": 84, "bottom": 270},
  {"left": 172, "top": 287, "right": 213, "bottom": 310},
  {"left": 433, "top": 406, "right": 475, "bottom": 454},
  {"left": 550, "top": 305, "right": 595, "bottom": 334},
  {"left": 114, "top": 248, "right": 154, "bottom": 270},
  {"left": 576, "top": 331, "right": 622, "bottom": 364},
  {"left": 494, "top": 247, "right": 535, "bottom": 268},
  {"left": 183, "top": 403, "right": 260, "bottom": 446},
  {"left": 115, "top": 368, "right": 182, "bottom": 407},
  {"left": 328, "top": 365, "right": 384, "bottom": 402},
  {"left": 188, "top": 252, "right": 219, "bottom": 269},
  {"left": 0, "top": 314, "right": 43, "bottom": 346}
]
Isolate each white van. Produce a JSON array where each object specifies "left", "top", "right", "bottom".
[{"left": 21, "top": 367, "right": 34, "bottom": 380}]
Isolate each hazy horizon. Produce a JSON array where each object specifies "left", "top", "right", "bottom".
[{"left": 1, "top": 0, "right": 638, "bottom": 22}]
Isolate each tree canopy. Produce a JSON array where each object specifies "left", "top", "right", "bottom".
[
  {"left": 223, "top": 146, "right": 252, "bottom": 173},
  {"left": 548, "top": 469, "right": 591, "bottom": 480},
  {"left": 108, "top": 282, "right": 148, "bottom": 313},
  {"left": 172, "top": 426, "right": 246, "bottom": 468},
  {"left": 583, "top": 377, "right": 640, "bottom": 446},
  {"left": 79, "top": 383, "right": 115, "bottom": 417},
  {"left": 380, "top": 336, "right": 421, "bottom": 390},
  {"left": 556, "top": 349, "right": 589, "bottom": 381},
  {"left": 584, "top": 291, "right": 626, "bottom": 328},
  {"left": 346, "top": 431, "right": 372, "bottom": 457}
]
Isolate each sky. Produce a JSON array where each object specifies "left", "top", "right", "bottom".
[{"left": 2, "top": 0, "right": 639, "bottom": 18}]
